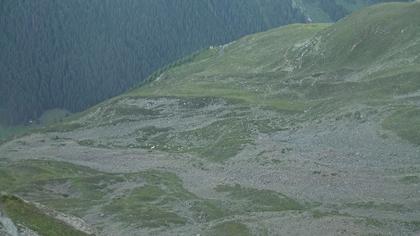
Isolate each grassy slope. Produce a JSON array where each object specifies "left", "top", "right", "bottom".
[
  {"left": 299, "top": 2, "right": 420, "bottom": 70},
  {"left": 0, "top": 160, "right": 305, "bottom": 233},
  {"left": 0, "top": 195, "right": 89, "bottom": 236},
  {"left": 122, "top": 1, "right": 420, "bottom": 146},
  {"left": 2, "top": 3, "right": 420, "bottom": 234},
  {"left": 7, "top": 2, "right": 420, "bottom": 150},
  {"left": 129, "top": 23, "right": 329, "bottom": 112},
  {"left": 34, "top": 2, "right": 420, "bottom": 161},
  {"left": 296, "top": 0, "right": 386, "bottom": 22}
]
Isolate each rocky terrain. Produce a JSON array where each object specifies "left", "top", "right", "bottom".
[{"left": 1, "top": 2, "right": 420, "bottom": 235}]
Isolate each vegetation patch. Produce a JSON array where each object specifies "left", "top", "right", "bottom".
[
  {"left": 77, "top": 139, "right": 95, "bottom": 147},
  {"left": 190, "top": 200, "right": 228, "bottom": 222},
  {"left": 206, "top": 221, "right": 251, "bottom": 236},
  {"left": 132, "top": 118, "right": 256, "bottom": 161},
  {"left": 400, "top": 175, "right": 420, "bottom": 184},
  {"left": 383, "top": 107, "right": 420, "bottom": 145},
  {"left": 0, "top": 160, "right": 231, "bottom": 229},
  {"left": 215, "top": 184, "right": 304, "bottom": 212},
  {"left": 134, "top": 126, "right": 173, "bottom": 143},
  {"left": 0, "top": 160, "right": 121, "bottom": 215},
  {"left": 0, "top": 195, "right": 89, "bottom": 236},
  {"left": 311, "top": 209, "right": 345, "bottom": 219},
  {"left": 103, "top": 170, "right": 229, "bottom": 227},
  {"left": 103, "top": 185, "right": 187, "bottom": 228},
  {"left": 179, "top": 119, "right": 254, "bottom": 161}
]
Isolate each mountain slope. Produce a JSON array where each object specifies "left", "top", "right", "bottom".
[
  {"left": 294, "top": 0, "right": 412, "bottom": 21},
  {"left": 0, "top": 0, "right": 304, "bottom": 125},
  {"left": 1, "top": 2, "right": 420, "bottom": 235},
  {"left": 0, "top": 194, "right": 94, "bottom": 236},
  {"left": 0, "top": 0, "right": 409, "bottom": 125}
]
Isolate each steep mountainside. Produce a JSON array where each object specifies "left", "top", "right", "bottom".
[
  {"left": 0, "top": 0, "right": 409, "bottom": 125},
  {"left": 1, "top": 2, "right": 420, "bottom": 235},
  {"left": 294, "top": 0, "right": 412, "bottom": 21}
]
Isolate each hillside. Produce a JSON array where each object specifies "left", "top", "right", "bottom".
[
  {"left": 0, "top": 194, "right": 94, "bottom": 236},
  {"left": 0, "top": 0, "right": 409, "bottom": 125},
  {"left": 294, "top": 0, "right": 412, "bottom": 21},
  {"left": 1, "top": 1, "right": 420, "bottom": 235}
]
